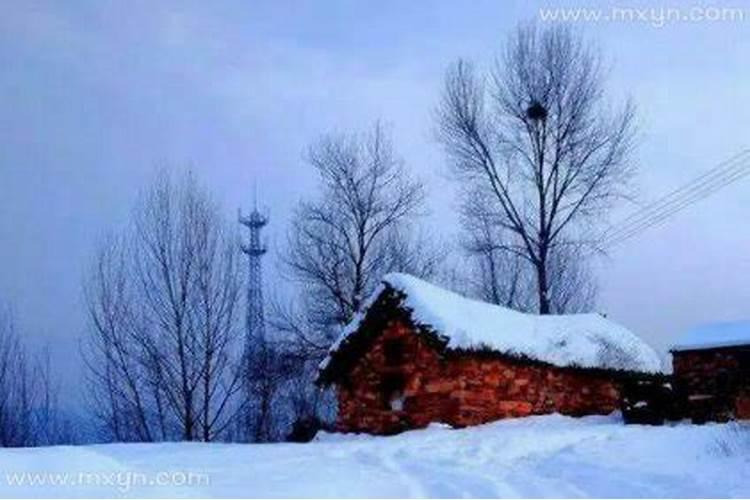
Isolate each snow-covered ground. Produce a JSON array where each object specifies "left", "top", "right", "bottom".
[{"left": 0, "top": 414, "right": 747, "bottom": 498}]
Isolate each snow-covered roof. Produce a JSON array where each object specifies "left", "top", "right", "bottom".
[
  {"left": 672, "top": 320, "right": 750, "bottom": 352},
  {"left": 320, "top": 273, "right": 663, "bottom": 376}
]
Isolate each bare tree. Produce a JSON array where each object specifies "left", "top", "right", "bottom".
[
  {"left": 283, "top": 122, "right": 432, "bottom": 355},
  {"left": 0, "top": 304, "right": 71, "bottom": 446},
  {"left": 546, "top": 244, "right": 597, "bottom": 314},
  {"left": 33, "top": 349, "right": 77, "bottom": 446},
  {"left": 84, "top": 170, "right": 244, "bottom": 442},
  {"left": 83, "top": 235, "right": 160, "bottom": 441},
  {"left": 437, "top": 23, "right": 635, "bottom": 314},
  {"left": 462, "top": 198, "right": 595, "bottom": 313},
  {"left": 461, "top": 193, "right": 533, "bottom": 310},
  {"left": 0, "top": 306, "right": 35, "bottom": 447},
  {"left": 242, "top": 337, "right": 291, "bottom": 442},
  {"left": 273, "top": 123, "right": 436, "bottom": 437}
]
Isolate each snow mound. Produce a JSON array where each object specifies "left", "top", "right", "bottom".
[
  {"left": 672, "top": 320, "right": 750, "bottom": 351},
  {"left": 0, "top": 415, "right": 746, "bottom": 497},
  {"left": 323, "top": 273, "right": 662, "bottom": 374}
]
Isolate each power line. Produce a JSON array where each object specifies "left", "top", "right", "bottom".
[
  {"left": 606, "top": 163, "right": 750, "bottom": 247},
  {"left": 603, "top": 159, "right": 750, "bottom": 247},
  {"left": 601, "top": 150, "right": 750, "bottom": 243},
  {"left": 602, "top": 158, "right": 750, "bottom": 247},
  {"left": 607, "top": 149, "right": 750, "bottom": 230},
  {"left": 600, "top": 150, "right": 750, "bottom": 248},
  {"left": 604, "top": 156, "right": 750, "bottom": 246}
]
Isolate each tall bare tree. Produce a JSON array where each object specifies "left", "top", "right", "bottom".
[
  {"left": 34, "top": 348, "right": 77, "bottom": 446},
  {"left": 0, "top": 306, "right": 35, "bottom": 447},
  {"left": 437, "top": 24, "right": 635, "bottom": 314},
  {"left": 83, "top": 235, "right": 158, "bottom": 441},
  {"left": 282, "top": 122, "right": 435, "bottom": 356},
  {"left": 84, "top": 171, "right": 244, "bottom": 442},
  {"left": 0, "top": 304, "right": 71, "bottom": 446}
]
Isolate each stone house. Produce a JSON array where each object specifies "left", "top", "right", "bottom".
[
  {"left": 317, "top": 274, "right": 662, "bottom": 435},
  {"left": 671, "top": 321, "right": 750, "bottom": 422}
]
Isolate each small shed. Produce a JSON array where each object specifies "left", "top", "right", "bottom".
[
  {"left": 318, "top": 273, "right": 662, "bottom": 434},
  {"left": 671, "top": 321, "right": 750, "bottom": 422}
]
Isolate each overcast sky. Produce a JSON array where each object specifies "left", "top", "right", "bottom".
[{"left": 2, "top": 0, "right": 750, "bottom": 397}]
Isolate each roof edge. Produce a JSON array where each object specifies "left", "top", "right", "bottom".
[{"left": 671, "top": 341, "right": 750, "bottom": 353}]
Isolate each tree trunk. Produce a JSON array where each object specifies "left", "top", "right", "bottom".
[
  {"left": 183, "top": 398, "right": 194, "bottom": 441},
  {"left": 536, "top": 258, "right": 551, "bottom": 315}
]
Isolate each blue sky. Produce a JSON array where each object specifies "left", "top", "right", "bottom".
[{"left": 2, "top": 0, "right": 750, "bottom": 396}]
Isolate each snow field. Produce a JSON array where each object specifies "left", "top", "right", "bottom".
[{"left": 0, "top": 414, "right": 746, "bottom": 498}]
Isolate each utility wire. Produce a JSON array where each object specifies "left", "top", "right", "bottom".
[
  {"left": 604, "top": 155, "right": 750, "bottom": 245},
  {"left": 606, "top": 149, "right": 750, "bottom": 230},
  {"left": 605, "top": 161, "right": 750, "bottom": 247},
  {"left": 600, "top": 150, "right": 750, "bottom": 248},
  {"left": 603, "top": 150, "right": 750, "bottom": 241},
  {"left": 603, "top": 158, "right": 750, "bottom": 247}
]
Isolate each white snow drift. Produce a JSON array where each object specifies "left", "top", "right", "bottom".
[
  {"left": 0, "top": 414, "right": 747, "bottom": 498},
  {"left": 322, "top": 273, "right": 662, "bottom": 374}
]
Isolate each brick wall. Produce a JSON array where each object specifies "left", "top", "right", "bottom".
[
  {"left": 672, "top": 349, "right": 750, "bottom": 422},
  {"left": 335, "top": 319, "right": 622, "bottom": 434}
]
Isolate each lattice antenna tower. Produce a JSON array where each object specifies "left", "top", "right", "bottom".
[{"left": 238, "top": 186, "right": 269, "bottom": 347}]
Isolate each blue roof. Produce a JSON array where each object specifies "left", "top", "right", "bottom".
[{"left": 672, "top": 320, "right": 750, "bottom": 352}]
